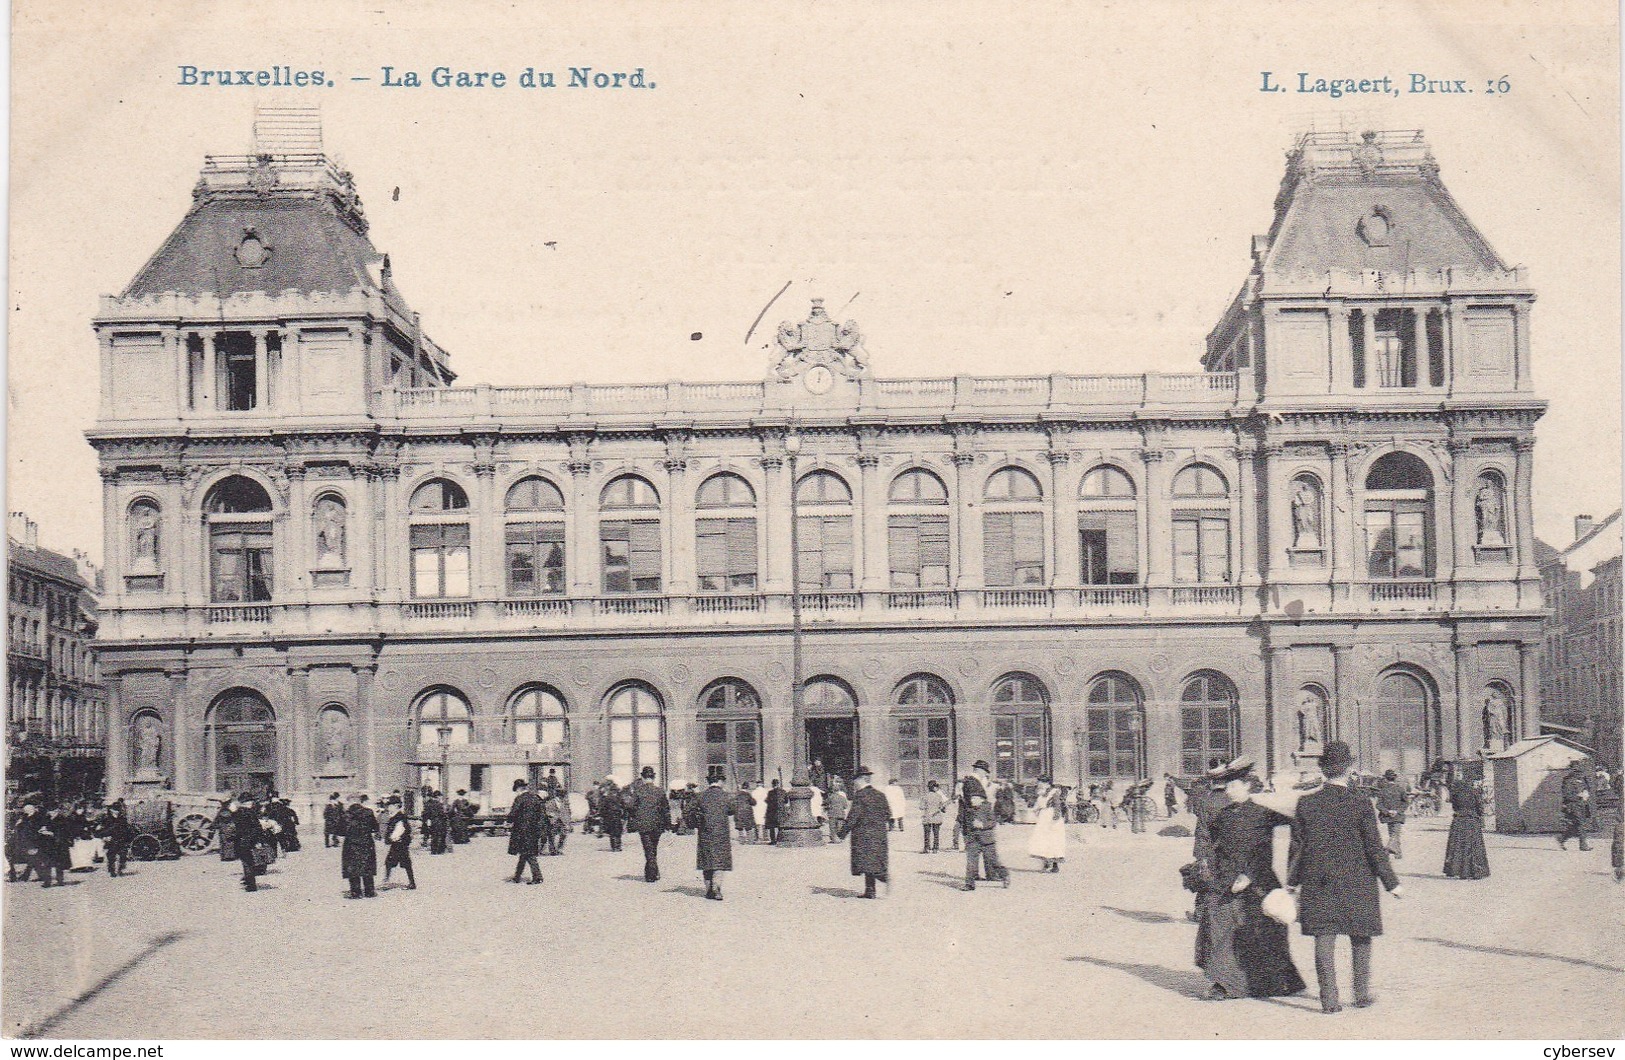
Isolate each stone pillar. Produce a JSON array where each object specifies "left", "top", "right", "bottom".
[
  {"left": 1447, "top": 437, "right": 1473, "bottom": 574},
  {"left": 1330, "top": 644, "right": 1352, "bottom": 744},
  {"left": 253, "top": 330, "right": 270, "bottom": 411},
  {"left": 168, "top": 669, "right": 190, "bottom": 790},
  {"left": 568, "top": 458, "right": 596, "bottom": 597},
  {"left": 1140, "top": 445, "right": 1170, "bottom": 593},
  {"left": 1328, "top": 444, "right": 1352, "bottom": 597},
  {"left": 286, "top": 465, "right": 309, "bottom": 593},
  {"left": 203, "top": 330, "right": 220, "bottom": 411},
  {"left": 1329, "top": 303, "right": 1352, "bottom": 394},
  {"left": 761, "top": 453, "right": 790, "bottom": 593},
  {"left": 1453, "top": 641, "right": 1473, "bottom": 757},
  {"left": 377, "top": 467, "right": 403, "bottom": 601},
  {"left": 951, "top": 447, "right": 981, "bottom": 593},
  {"left": 356, "top": 663, "right": 378, "bottom": 790},
  {"left": 1362, "top": 310, "right": 1378, "bottom": 388},
  {"left": 289, "top": 665, "right": 311, "bottom": 789},
  {"left": 99, "top": 330, "right": 116, "bottom": 419},
  {"left": 857, "top": 453, "right": 885, "bottom": 595},
  {"left": 1412, "top": 307, "right": 1429, "bottom": 389},
  {"left": 1513, "top": 438, "right": 1537, "bottom": 582},
  {"left": 1046, "top": 450, "right": 1076, "bottom": 588},
  {"left": 664, "top": 458, "right": 692, "bottom": 595},
  {"left": 1447, "top": 301, "right": 1467, "bottom": 395},
  {"left": 1518, "top": 640, "right": 1540, "bottom": 738},
  {"left": 1513, "top": 303, "right": 1533, "bottom": 391},
  {"left": 1236, "top": 442, "right": 1261, "bottom": 587},
  {"left": 100, "top": 469, "right": 121, "bottom": 598},
  {"left": 472, "top": 459, "right": 499, "bottom": 599},
  {"left": 166, "top": 329, "right": 185, "bottom": 416}
]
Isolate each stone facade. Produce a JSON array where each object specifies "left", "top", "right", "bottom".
[
  {"left": 88, "top": 121, "right": 1545, "bottom": 813},
  {"left": 1538, "top": 512, "right": 1623, "bottom": 768}
]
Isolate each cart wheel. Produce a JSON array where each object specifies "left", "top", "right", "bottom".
[
  {"left": 129, "top": 834, "right": 163, "bottom": 861},
  {"left": 175, "top": 814, "right": 216, "bottom": 854}
]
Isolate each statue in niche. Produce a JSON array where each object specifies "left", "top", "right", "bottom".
[
  {"left": 1482, "top": 689, "right": 1511, "bottom": 750},
  {"left": 314, "top": 497, "right": 347, "bottom": 567},
  {"left": 133, "top": 713, "right": 163, "bottom": 774},
  {"left": 1475, "top": 478, "right": 1507, "bottom": 547},
  {"left": 1290, "top": 478, "right": 1323, "bottom": 549},
  {"left": 320, "top": 707, "right": 351, "bottom": 770},
  {"left": 1296, "top": 689, "right": 1326, "bottom": 751},
  {"left": 130, "top": 504, "right": 160, "bottom": 573}
]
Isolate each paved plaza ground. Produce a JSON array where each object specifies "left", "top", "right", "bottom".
[{"left": 3, "top": 811, "right": 1621, "bottom": 1040}]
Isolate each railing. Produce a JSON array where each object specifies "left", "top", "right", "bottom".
[
  {"left": 690, "top": 593, "right": 764, "bottom": 614},
  {"left": 886, "top": 590, "right": 957, "bottom": 610},
  {"left": 1368, "top": 580, "right": 1437, "bottom": 604},
  {"left": 1170, "top": 586, "right": 1242, "bottom": 607},
  {"left": 405, "top": 601, "right": 476, "bottom": 620},
  {"left": 800, "top": 592, "right": 861, "bottom": 612},
  {"left": 206, "top": 605, "right": 273, "bottom": 623},
  {"left": 982, "top": 588, "right": 1053, "bottom": 608},
  {"left": 595, "top": 595, "right": 669, "bottom": 616},
  {"left": 501, "top": 598, "right": 572, "bottom": 619},
  {"left": 1078, "top": 587, "right": 1148, "bottom": 608}
]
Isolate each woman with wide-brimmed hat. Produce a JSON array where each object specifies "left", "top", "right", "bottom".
[{"left": 1195, "top": 756, "right": 1307, "bottom": 1002}]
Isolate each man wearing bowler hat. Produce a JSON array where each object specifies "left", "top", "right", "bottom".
[
  {"left": 1374, "top": 769, "right": 1408, "bottom": 859},
  {"left": 1288, "top": 740, "right": 1404, "bottom": 1013},
  {"left": 626, "top": 765, "right": 671, "bottom": 882},
  {"left": 837, "top": 766, "right": 892, "bottom": 898},
  {"left": 960, "top": 759, "right": 1010, "bottom": 891}
]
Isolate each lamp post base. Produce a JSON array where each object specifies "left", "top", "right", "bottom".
[{"left": 776, "top": 780, "right": 825, "bottom": 846}]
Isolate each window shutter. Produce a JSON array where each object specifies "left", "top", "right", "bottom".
[
  {"left": 1012, "top": 512, "right": 1045, "bottom": 566},
  {"left": 1173, "top": 519, "right": 1199, "bottom": 582},
  {"left": 629, "top": 520, "right": 662, "bottom": 582},
  {"left": 1106, "top": 511, "right": 1138, "bottom": 582},
  {"left": 824, "top": 516, "right": 853, "bottom": 574},
  {"left": 889, "top": 516, "right": 921, "bottom": 580},
  {"left": 920, "top": 515, "right": 950, "bottom": 564},
  {"left": 1199, "top": 517, "right": 1230, "bottom": 582},
  {"left": 727, "top": 518, "right": 758, "bottom": 578},
  {"left": 984, "top": 513, "right": 1015, "bottom": 586}
]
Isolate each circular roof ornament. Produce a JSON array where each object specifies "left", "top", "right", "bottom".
[
  {"left": 1357, "top": 206, "right": 1393, "bottom": 248},
  {"left": 234, "top": 227, "right": 272, "bottom": 268}
]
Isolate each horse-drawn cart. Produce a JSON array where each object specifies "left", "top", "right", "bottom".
[{"left": 125, "top": 792, "right": 225, "bottom": 860}]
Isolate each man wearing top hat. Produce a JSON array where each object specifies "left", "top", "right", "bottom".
[
  {"left": 1288, "top": 740, "right": 1404, "bottom": 1013},
  {"left": 323, "top": 792, "right": 345, "bottom": 848},
  {"left": 98, "top": 800, "right": 134, "bottom": 878},
  {"left": 626, "top": 765, "right": 671, "bottom": 882},
  {"left": 694, "top": 773, "right": 734, "bottom": 900},
  {"left": 959, "top": 759, "right": 1010, "bottom": 891},
  {"left": 507, "top": 778, "right": 546, "bottom": 885},
  {"left": 837, "top": 766, "right": 892, "bottom": 898},
  {"left": 599, "top": 775, "right": 626, "bottom": 852}
]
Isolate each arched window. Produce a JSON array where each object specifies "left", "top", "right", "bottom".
[
  {"left": 797, "top": 471, "right": 854, "bottom": 591},
  {"left": 204, "top": 477, "right": 274, "bottom": 603},
  {"left": 1171, "top": 464, "right": 1230, "bottom": 584},
  {"left": 505, "top": 477, "right": 566, "bottom": 596},
  {"left": 510, "top": 685, "right": 567, "bottom": 746},
  {"left": 888, "top": 469, "right": 950, "bottom": 590},
  {"left": 696, "top": 473, "right": 758, "bottom": 592},
  {"left": 699, "top": 678, "right": 762, "bottom": 784},
  {"left": 893, "top": 673, "right": 954, "bottom": 795},
  {"left": 1376, "top": 669, "right": 1434, "bottom": 783},
  {"left": 992, "top": 673, "right": 1050, "bottom": 784},
  {"left": 1079, "top": 465, "right": 1140, "bottom": 586},
  {"left": 207, "top": 688, "right": 276, "bottom": 796},
  {"left": 415, "top": 687, "right": 472, "bottom": 745},
  {"left": 1364, "top": 452, "right": 1434, "bottom": 579},
  {"left": 804, "top": 676, "right": 858, "bottom": 714},
  {"left": 410, "top": 479, "right": 471, "bottom": 598},
  {"left": 1084, "top": 673, "right": 1145, "bottom": 782},
  {"left": 1179, "top": 672, "right": 1239, "bottom": 777},
  {"left": 803, "top": 677, "right": 860, "bottom": 787},
  {"left": 600, "top": 475, "right": 661, "bottom": 594},
  {"left": 984, "top": 467, "right": 1045, "bottom": 587},
  {"left": 607, "top": 682, "right": 664, "bottom": 784}
]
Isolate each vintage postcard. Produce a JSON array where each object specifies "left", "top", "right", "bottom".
[{"left": 4, "top": 0, "right": 1621, "bottom": 1047}]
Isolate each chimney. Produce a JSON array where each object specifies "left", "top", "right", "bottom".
[
  {"left": 8, "top": 512, "right": 38, "bottom": 547},
  {"left": 1574, "top": 515, "right": 1595, "bottom": 542}
]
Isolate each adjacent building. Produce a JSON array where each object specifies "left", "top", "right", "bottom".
[
  {"left": 88, "top": 115, "right": 1546, "bottom": 814},
  {"left": 7, "top": 513, "right": 106, "bottom": 800},
  {"left": 1538, "top": 512, "right": 1623, "bottom": 768}
]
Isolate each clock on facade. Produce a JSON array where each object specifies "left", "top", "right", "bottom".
[{"left": 804, "top": 365, "right": 834, "bottom": 394}]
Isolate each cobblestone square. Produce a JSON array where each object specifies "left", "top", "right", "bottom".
[{"left": 4, "top": 814, "right": 1620, "bottom": 1040}]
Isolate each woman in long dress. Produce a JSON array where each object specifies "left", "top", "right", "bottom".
[
  {"left": 1197, "top": 761, "right": 1308, "bottom": 1002},
  {"left": 1442, "top": 767, "right": 1491, "bottom": 879},
  {"left": 1026, "top": 778, "right": 1068, "bottom": 872}
]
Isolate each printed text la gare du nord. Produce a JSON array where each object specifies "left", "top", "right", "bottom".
[{"left": 176, "top": 66, "right": 656, "bottom": 89}]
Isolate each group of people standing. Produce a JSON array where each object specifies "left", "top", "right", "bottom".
[{"left": 5, "top": 796, "right": 134, "bottom": 885}]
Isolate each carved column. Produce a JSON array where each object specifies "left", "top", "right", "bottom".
[
  {"left": 104, "top": 675, "right": 126, "bottom": 795},
  {"left": 856, "top": 452, "right": 885, "bottom": 597},
  {"left": 355, "top": 662, "right": 378, "bottom": 789},
  {"left": 950, "top": 427, "right": 981, "bottom": 594},
  {"left": 203, "top": 329, "right": 221, "bottom": 411},
  {"left": 1329, "top": 304, "right": 1352, "bottom": 394},
  {"left": 761, "top": 451, "right": 791, "bottom": 594},
  {"left": 1412, "top": 308, "right": 1430, "bottom": 390},
  {"left": 568, "top": 455, "right": 596, "bottom": 597},
  {"left": 167, "top": 669, "right": 190, "bottom": 789},
  {"left": 253, "top": 329, "right": 270, "bottom": 411},
  {"left": 1140, "top": 445, "right": 1170, "bottom": 595},
  {"left": 1236, "top": 441, "right": 1261, "bottom": 588},
  {"left": 1330, "top": 644, "right": 1352, "bottom": 743},
  {"left": 285, "top": 464, "right": 309, "bottom": 594},
  {"left": 166, "top": 329, "right": 185, "bottom": 416},
  {"left": 1518, "top": 639, "right": 1540, "bottom": 739},
  {"left": 1362, "top": 310, "right": 1378, "bottom": 388},
  {"left": 1453, "top": 641, "right": 1473, "bottom": 757},
  {"left": 1046, "top": 449, "right": 1075, "bottom": 589},
  {"left": 1447, "top": 437, "right": 1474, "bottom": 575},
  {"left": 376, "top": 465, "right": 403, "bottom": 602},
  {"left": 1512, "top": 303, "right": 1533, "bottom": 391},
  {"left": 99, "top": 330, "right": 116, "bottom": 419},
  {"left": 663, "top": 453, "right": 692, "bottom": 596},
  {"left": 472, "top": 457, "right": 499, "bottom": 599},
  {"left": 289, "top": 664, "right": 311, "bottom": 790},
  {"left": 1513, "top": 437, "right": 1537, "bottom": 584},
  {"left": 1328, "top": 443, "right": 1352, "bottom": 597},
  {"left": 100, "top": 468, "right": 121, "bottom": 599}
]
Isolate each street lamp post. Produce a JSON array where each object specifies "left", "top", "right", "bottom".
[
  {"left": 778, "top": 430, "right": 823, "bottom": 845},
  {"left": 437, "top": 724, "right": 452, "bottom": 797}
]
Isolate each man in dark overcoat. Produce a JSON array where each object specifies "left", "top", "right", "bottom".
[
  {"left": 1557, "top": 762, "right": 1593, "bottom": 851},
  {"left": 764, "top": 779, "right": 787, "bottom": 844},
  {"left": 10, "top": 801, "right": 45, "bottom": 884},
  {"left": 423, "top": 791, "right": 450, "bottom": 855},
  {"left": 507, "top": 778, "right": 545, "bottom": 884},
  {"left": 695, "top": 775, "right": 734, "bottom": 900},
  {"left": 271, "top": 798, "right": 301, "bottom": 853},
  {"left": 1374, "top": 770, "right": 1408, "bottom": 859},
  {"left": 233, "top": 796, "right": 268, "bottom": 893},
  {"left": 323, "top": 793, "right": 345, "bottom": 848},
  {"left": 98, "top": 801, "right": 134, "bottom": 877},
  {"left": 959, "top": 760, "right": 1009, "bottom": 891},
  {"left": 837, "top": 766, "right": 891, "bottom": 898},
  {"left": 626, "top": 765, "right": 671, "bottom": 882},
  {"left": 381, "top": 797, "right": 416, "bottom": 890},
  {"left": 341, "top": 794, "right": 380, "bottom": 898},
  {"left": 1288, "top": 741, "right": 1404, "bottom": 1013},
  {"left": 734, "top": 782, "right": 757, "bottom": 843},
  {"left": 450, "top": 790, "right": 473, "bottom": 845},
  {"left": 598, "top": 776, "right": 626, "bottom": 852}
]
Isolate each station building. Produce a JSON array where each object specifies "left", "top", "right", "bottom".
[{"left": 89, "top": 118, "right": 1546, "bottom": 811}]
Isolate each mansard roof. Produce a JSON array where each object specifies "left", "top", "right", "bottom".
[{"left": 1258, "top": 129, "right": 1509, "bottom": 275}]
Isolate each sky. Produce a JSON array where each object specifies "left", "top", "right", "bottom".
[{"left": 7, "top": 0, "right": 1620, "bottom": 564}]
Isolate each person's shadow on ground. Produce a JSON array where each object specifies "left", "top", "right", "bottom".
[
  {"left": 809, "top": 885, "right": 862, "bottom": 899},
  {"left": 1100, "top": 905, "right": 1182, "bottom": 925},
  {"left": 1066, "top": 954, "right": 1207, "bottom": 999}
]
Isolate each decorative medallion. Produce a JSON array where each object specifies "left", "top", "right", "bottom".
[
  {"left": 1149, "top": 653, "right": 1171, "bottom": 674},
  {"left": 862, "top": 658, "right": 884, "bottom": 680},
  {"left": 1356, "top": 205, "right": 1393, "bottom": 248},
  {"left": 1351, "top": 131, "right": 1384, "bottom": 177},
  {"left": 671, "top": 663, "right": 692, "bottom": 685},
  {"left": 957, "top": 656, "right": 981, "bottom": 677},
  {"left": 249, "top": 153, "right": 279, "bottom": 196},
  {"left": 478, "top": 667, "right": 497, "bottom": 690},
  {"left": 571, "top": 664, "right": 593, "bottom": 689},
  {"left": 377, "top": 669, "right": 400, "bottom": 692},
  {"left": 1244, "top": 654, "right": 1264, "bottom": 674},
  {"left": 1056, "top": 656, "right": 1076, "bottom": 676},
  {"left": 772, "top": 299, "right": 870, "bottom": 383},
  {"left": 233, "top": 226, "right": 273, "bottom": 268},
  {"left": 766, "top": 661, "right": 788, "bottom": 682}
]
